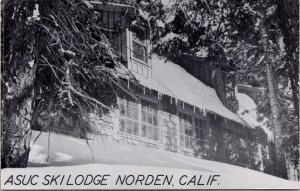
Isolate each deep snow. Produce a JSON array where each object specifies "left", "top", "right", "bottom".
[{"left": 2, "top": 131, "right": 297, "bottom": 189}]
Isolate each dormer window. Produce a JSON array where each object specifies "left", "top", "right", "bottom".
[
  {"left": 128, "top": 26, "right": 150, "bottom": 77},
  {"left": 131, "top": 29, "right": 147, "bottom": 63}
]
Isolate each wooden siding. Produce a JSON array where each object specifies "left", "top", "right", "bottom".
[
  {"left": 93, "top": 4, "right": 151, "bottom": 75},
  {"left": 94, "top": 6, "right": 131, "bottom": 64}
]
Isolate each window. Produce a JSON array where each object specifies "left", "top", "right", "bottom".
[
  {"left": 141, "top": 99, "right": 159, "bottom": 141},
  {"left": 132, "top": 41, "right": 146, "bottom": 61},
  {"left": 262, "top": 145, "right": 270, "bottom": 160},
  {"left": 195, "top": 117, "right": 207, "bottom": 144},
  {"left": 119, "top": 99, "right": 139, "bottom": 136},
  {"left": 131, "top": 30, "right": 147, "bottom": 63},
  {"left": 179, "top": 112, "right": 194, "bottom": 149}
]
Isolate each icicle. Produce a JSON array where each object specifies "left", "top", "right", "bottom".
[
  {"left": 143, "top": 86, "right": 145, "bottom": 94},
  {"left": 203, "top": 110, "right": 207, "bottom": 117},
  {"left": 183, "top": 102, "right": 185, "bottom": 109},
  {"left": 193, "top": 106, "right": 195, "bottom": 113},
  {"left": 170, "top": 97, "right": 172, "bottom": 104},
  {"left": 158, "top": 92, "right": 162, "bottom": 100}
]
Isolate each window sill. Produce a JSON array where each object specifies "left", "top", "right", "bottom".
[
  {"left": 131, "top": 57, "right": 148, "bottom": 67},
  {"left": 118, "top": 131, "right": 162, "bottom": 145}
]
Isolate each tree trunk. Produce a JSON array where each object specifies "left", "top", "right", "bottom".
[
  {"left": 276, "top": 0, "right": 299, "bottom": 117},
  {"left": 261, "top": 11, "right": 287, "bottom": 178},
  {"left": 265, "top": 63, "right": 282, "bottom": 147},
  {"left": 1, "top": 61, "right": 36, "bottom": 168}
]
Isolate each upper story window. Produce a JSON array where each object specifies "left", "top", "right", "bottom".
[{"left": 131, "top": 29, "right": 147, "bottom": 64}]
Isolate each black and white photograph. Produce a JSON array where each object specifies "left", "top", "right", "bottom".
[{"left": 1, "top": 0, "right": 299, "bottom": 189}]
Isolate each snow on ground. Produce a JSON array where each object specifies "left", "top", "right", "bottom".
[
  {"left": 237, "top": 92, "right": 273, "bottom": 140},
  {"left": 3, "top": 131, "right": 293, "bottom": 189},
  {"left": 28, "top": 145, "right": 47, "bottom": 164},
  {"left": 134, "top": 55, "right": 243, "bottom": 124}
]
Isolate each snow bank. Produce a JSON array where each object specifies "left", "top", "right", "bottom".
[
  {"left": 2, "top": 131, "right": 298, "bottom": 189},
  {"left": 237, "top": 93, "right": 273, "bottom": 140},
  {"left": 134, "top": 55, "right": 243, "bottom": 124}
]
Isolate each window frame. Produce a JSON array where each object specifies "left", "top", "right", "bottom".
[
  {"left": 194, "top": 116, "right": 208, "bottom": 145},
  {"left": 118, "top": 97, "right": 160, "bottom": 142},
  {"left": 130, "top": 29, "right": 148, "bottom": 65},
  {"left": 118, "top": 98, "right": 140, "bottom": 136},
  {"left": 141, "top": 99, "right": 160, "bottom": 141},
  {"left": 178, "top": 112, "right": 195, "bottom": 149}
]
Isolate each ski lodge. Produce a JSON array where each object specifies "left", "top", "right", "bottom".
[{"left": 43, "top": 2, "right": 274, "bottom": 173}]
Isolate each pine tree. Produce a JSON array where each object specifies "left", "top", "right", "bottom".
[
  {"left": 143, "top": 0, "right": 298, "bottom": 178},
  {"left": 1, "top": 0, "right": 133, "bottom": 168}
]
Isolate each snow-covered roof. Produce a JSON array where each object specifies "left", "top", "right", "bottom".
[
  {"left": 236, "top": 92, "right": 273, "bottom": 141},
  {"left": 133, "top": 55, "right": 244, "bottom": 124}
]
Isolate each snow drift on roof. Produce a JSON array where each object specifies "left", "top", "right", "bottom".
[
  {"left": 236, "top": 93, "right": 273, "bottom": 141},
  {"left": 133, "top": 55, "right": 243, "bottom": 124}
]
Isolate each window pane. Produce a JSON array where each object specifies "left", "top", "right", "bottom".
[
  {"left": 191, "top": 137, "right": 196, "bottom": 147},
  {"left": 202, "top": 120, "right": 206, "bottom": 129},
  {"left": 142, "top": 124, "right": 146, "bottom": 137},
  {"left": 142, "top": 111, "right": 146, "bottom": 122},
  {"left": 180, "top": 135, "right": 184, "bottom": 147},
  {"left": 147, "top": 114, "right": 152, "bottom": 124},
  {"left": 126, "top": 120, "right": 133, "bottom": 134},
  {"left": 195, "top": 128, "right": 200, "bottom": 139},
  {"left": 120, "top": 103, "right": 126, "bottom": 116},
  {"left": 133, "top": 122, "right": 139, "bottom": 136},
  {"left": 185, "top": 126, "right": 189, "bottom": 135},
  {"left": 153, "top": 115, "right": 158, "bottom": 126},
  {"left": 163, "top": 119, "right": 167, "bottom": 126},
  {"left": 185, "top": 136, "right": 190, "bottom": 148},
  {"left": 146, "top": 125, "right": 152, "bottom": 139},
  {"left": 133, "top": 41, "right": 145, "bottom": 61},
  {"left": 126, "top": 106, "right": 132, "bottom": 118},
  {"left": 132, "top": 31, "right": 146, "bottom": 44},
  {"left": 180, "top": 125, "right": 185, "bottom": 134},
  {"left": 188, "top": 116, "right": 192, "bottom": 123},
  {"left": 198, "top": 119, "right": 203, "bottom": 129},
  {"left": 132, "top": 107, "right": 138, "bottom": 120},
  {"left": 154, "top": 128, "right": 159, "bottom": 141},
  {"left": 200, "top": 129, "right": 204, "bottom": 140},
  {"left": 190, "top": 137, "right": 196, "bottom": 149},
  {"left": 195, "top": 119, "right": 198, "bottom": 127},
  {"left": 120, "top": 119, "right": 125, "bottom": 132},
  {"left": 128, "top": 100, "right": 137, "bottom": 107}
]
